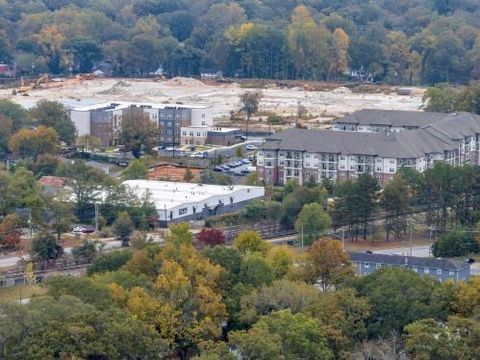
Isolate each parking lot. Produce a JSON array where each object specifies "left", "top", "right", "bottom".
[{"left": 214, "top": 157, "right": 256, "bottom": 177}]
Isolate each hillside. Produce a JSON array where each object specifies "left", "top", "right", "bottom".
[{"left": 0, "top": 0, "right": 479, "bottom": 84}]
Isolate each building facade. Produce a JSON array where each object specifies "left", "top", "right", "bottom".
[
  {"left": 123, "top": 180, "right": 265, "bottom": 226},
  {"left": 70, "top": 101, "right": 213, "bottom": 147},
  {"left": 349, "top": 252, "right": 471, "bottom": 282},
  {"left": 257, "top": 110, "right": 480, "bottom": 186}
]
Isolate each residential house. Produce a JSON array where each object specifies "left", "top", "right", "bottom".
[{"left": 349, "top": 251, "right": 471, "bottom": 282}]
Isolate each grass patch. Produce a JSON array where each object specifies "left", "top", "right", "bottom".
[{"left": 0, "top": 284, "right": 46, "bottom": 304}]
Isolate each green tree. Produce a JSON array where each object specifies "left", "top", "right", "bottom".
[
  {"left": 0, "top": 99, "right": 29, "bottom": 131},
  {"left": 239, "top": 252, "right": 274, "bottom": 287},
  {"left": 240, "top": 91, "right": 262, "bottom": 138},
  {"left": 119, "top": 109, "right": 159, "bottom": 157},
  {"left": 432, "top": 228, "right": 476, "bottom": 257},
  {"left": 30, "top": 100, "right": 76, "bottom": 145},
  {"left": 295, "top": 203, "right": 332, "bottom": 246},
  {"left": 381, "top": 174, "right": 409, "bottom": 240},
  {"left": 87, "top": 250, "right": 133, "bottom": 275},
  {"left": 355, "top": 267, "right": 450, "bottom": 337},
  {"left": 66, "top": 36, "right": 103, "bottom": 73},
  {"left": 31, "top": 231, "right": 63, "bottom": 262},
  {"left": 167, "top": 222, "right": 193, "bottom": 247},
  {"left": 422, "top": 85, "right": 461, "bottom": 113},
  {"left": 113, "top": 211, "right": 135, "bottom": 246},
  {"left": 230, "top": 310, "right": 333, "bottom": 360},
  {"left": 122, "top": 159, "right": 148, "bottom": 180}
]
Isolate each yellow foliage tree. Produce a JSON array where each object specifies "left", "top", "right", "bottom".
[
  {"left": 330, "top": 28, "right": 350, "bottom": 78},
  {"left": 233, "top": 230, "right": 270, "bottom": 255},
  {"left": 266, "top": 245, "right": 296, "bottom": 279},
  {"left": 9, "top": 126, "right": 59, "bottom": 160}
]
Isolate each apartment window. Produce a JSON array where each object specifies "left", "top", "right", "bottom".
[
  {"left": 279, "top": 161, "right": 284, "bottom": 165},
  {"left": 190, "top": 132, "right": 194, "bottom": 136},
  {"left": 376, "top": 264, "right": 381, "bottom": 269},
  {"left": 364, "top": 263, "right": 370, "bottom": 268},
  {"left": 167, "top": 121, "right": 172, "bottom": 127},
  {"left": 390, "top": 168, "right": 395, "bottom": 173},
  {"left": 424, "top": 268, "right": 429, "bottom": 274},
  {"left": 306, "top": 154, "right": 311, "bottom": 158},
  {"left": 390, "top": 159, "right": 395, "bottom": 164},
  {"left": 182, "top": 131, "right": 186, "bottom": 136},
  {"left": 340, "top": 156, "right": 345, "bottom": 160},
  {"left": 449, "top": 270, "right": 454, "bottom": 276},
  {"left": 279, "top": 152, "right": 284, "bottom": 157},
  {"left": 178, "top": 208, "right": 188, "bottom": 215},
  {"left": 436, "top": 269, "right": 442, "bottom": 275},
  {"left": 376, "top": 167, "right": 382, "bottom": 172},
  {"left": 340, "top": 165, "right": 345, "bottom": 169},
  {"left": 196, "top": 132, "right": 201, "bottom": 136}
]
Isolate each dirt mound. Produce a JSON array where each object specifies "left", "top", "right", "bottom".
[
  {"left": 332, "top": 86, "right": 352, "bottom": 94},
  {"left": 164, "top": 77, "right": 204, "bottom": 87},
  {"left": 97, "top": 80, "right": 131, "bottom": 95}
]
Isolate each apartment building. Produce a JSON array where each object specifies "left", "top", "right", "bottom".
[
  {"left": 257, "top": 110, "right": 480, "bottom": 186},
  {"left": 70, "top": 101, "right": 213, "bottom": 146}
]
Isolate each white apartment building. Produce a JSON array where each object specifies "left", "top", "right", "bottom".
[{"left": 258, "top": 110, "right": 480, "bottom": 186}]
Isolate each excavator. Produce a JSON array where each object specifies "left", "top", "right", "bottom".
[{"left": 13, "top": 74, "right": 49, "bottom": 95}]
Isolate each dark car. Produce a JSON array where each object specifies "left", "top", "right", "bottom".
[
  {"left": 82, "top": 227, "right": 95, "bottom": 234},
  {"left": 213, "top": 166, "right": 223, "bottom": 172},
  {"left": 116, "top": 161, "right": 129, "bottom": 167}
]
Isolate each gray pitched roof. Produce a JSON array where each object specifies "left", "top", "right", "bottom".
[
  {"left": 262, "top": 128, "right": 452, "bottom": 158},
  {"left": 348, "top": 251, "right": 469, "bottom": 270},
  {"left": 424, "top": 112, "right": 480, "bottom": 140},
  {"left": 336, "top": 109, "right": 446, "bottom": 127}
]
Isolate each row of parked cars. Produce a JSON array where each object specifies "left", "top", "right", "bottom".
[{"left": 213, "top": 158, "right": 253, "bottom": 175}]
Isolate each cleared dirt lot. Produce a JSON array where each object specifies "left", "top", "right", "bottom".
[{"left": 0, "top": 77, "right": 424, "bottom": 128}]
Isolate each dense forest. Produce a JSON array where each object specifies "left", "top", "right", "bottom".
[{"left": 1, "top": 0, "right": 480, "bottom": 84}]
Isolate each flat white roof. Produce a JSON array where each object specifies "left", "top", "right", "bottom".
[
  {"left": 123, "top": 180, "right": 263, "bottom": 210},
  {"left": 71, "top": 101, "right": 212, "bottom": 112},
  {"left": 209, "top": 127, "right": 241, "bottom": 133}
]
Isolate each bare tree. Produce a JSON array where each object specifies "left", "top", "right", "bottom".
[{"left": 240, "top": 91, "right": 262, "bottom": 139}]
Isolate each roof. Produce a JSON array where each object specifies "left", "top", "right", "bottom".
[
  {"left": 71, "top": 101, "right": 212, "bottom": 112},
  {"left": 38, "top": 176, "right": 68, "bottom": 188},
  {"left": 424, "top": 112, "right": 480, "bottom": 140},
  {"left": 261, "top": 128, "right": 453, "bottom": 158},
  {"left": 208, "top": 127, "right": 241, "bottom": 133},
  {"left": 348, "top": 252, "right": 469, "bottom": 270},
  {"left": 335, "top": 109, "right": 446, "bottom": 127},
  {"left": 149, "top": 162, "right": 202, "bottom": 170},
  {"left": 123, "top": 180, "right": 264, "bottom": 210}
]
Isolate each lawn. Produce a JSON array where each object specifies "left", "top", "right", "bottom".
[{"left": 0, "top": 285, "right": 46, "bottom": 304}]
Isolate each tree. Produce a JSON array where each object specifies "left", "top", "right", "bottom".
[
  {"left": 195, "top": 228, "right": 225, "bottom": 248},
  {"left": 119, "top": 109, "right": 159, "bottom": 157},
  {"left": 422, "top": 85, "right": 461, "bottom": 113},
  {"left": 66, "top": 36, "right": 103, "bottom": 73},
  {"left": 295, "top": 203, "right": 332, "bottom": 246},
  {"left": 167, "top": 222, "right": 193, "bottom": 247},
  {"left": 87, "top": 250, "right": 133, "bottom": 275},
  {"left": 405, "top": 316, "right": 480, "bottom": 360},
  {"left": 31, "top": 231, "right": 63, "bottom": 262},
  {"left": 381, "top": 174, "right": 409, "bottom": 240},
  {"left": 45, "top": 195, "right": 77, "bottom": 240},
  {"left": 330, "top": 28, "right": 350, "bottom": 78},
  {"left": 239, "top": 253, "right": 274, "bottom": 287},
  {"left": 71, "top": 240, "right": 100, "bottom": 261},
  {"left": 76, "top": 135, "right": 102, "bottom": 151},
  {"left": 305, "top": 288, "right": 370, "bottom": 357},
  {"left": 266, "top": 245, "right": 295, "bottom": 279},
  {"left": 122, "top": 159, "right": 148, "bottom": 180},
  {"left": 238, "top": 279, "right": 319, "bottom": 325},
  {"left": 233, "top": 230, "right": 270, "bottom": 255},
  {"left": 355, "top": 267, "right": 450, "bottom": 337},
  {"left": 113, "top": 211, "right": 134, "bottom": 246},
  {"left": 451, "top": 277, "right": 480, "bottom": 317},
  {"left": 229, "top": 310, "right": 333, "bottom": 360},
  {"left": 299, "top": 239, "right": 353, "bottom": 291},
  {"left": 432, "top": 228, "right": 475, "bottom": 257},
  {"left": 30, "top": 100, "right": 76, "bottom": 145},
  {"left": 240, "top": 91, "right": 262, "bottom": 139},
  {"left": 35, "top": 24, "right": 65, "bottom": 73},
  {"left": 183, "top": 167, "right": 194, "bottom": 182},
  {"left": 122, "top": 250, "right": 155, "bottom": 277},
  {"left": 0, "top": 213, "right": 22, "bottom": 249},
  {"left": 0, "top": 99, "right": 28, "bottom": 131},
  {"left": 9, "top": 126, "right": 60, "bottom": 160},
  {"left": 24, "top": 262, "right": 36, "bottom": 285}
]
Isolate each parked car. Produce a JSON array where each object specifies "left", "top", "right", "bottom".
[
  {"left": 241, "top": 158, "right": 251, "bottom": 164},
  {"left": 246, "top": 144, "right": 258, "bottom": 151},
  {"left": 220, "top": 165, "right": 230, "bottom": 171},
  {"left": 213, "top": 166, "right": 223, "bottom": 172},
  {"left": 82, "top": 227, "right": 95, "bottom": 234},
  {"left": 73, "top": 226, "right": 84, "bottom": 233}
]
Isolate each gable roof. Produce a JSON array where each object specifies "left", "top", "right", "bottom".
[
  {"left": 348, "top": 251, "right": 470, "bottom": 271},
  {"left": 335, "top": 109, "right": 446, "bottom": 127}
]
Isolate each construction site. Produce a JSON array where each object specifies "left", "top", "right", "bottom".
[{"left": 0, "top": 76, "right": 424, "bottom": 130}]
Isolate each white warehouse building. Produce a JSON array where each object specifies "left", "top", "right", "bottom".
[{"left": 123, "top": 180, "right": 265, "bottom": 226}]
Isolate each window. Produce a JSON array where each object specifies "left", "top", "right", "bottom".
[
  {"left": 376, "top": 167, "right": 382, "bottom": 172},
  {"left": 182, "top": 131, "right": 186, "bottom": 136},
  {"left": 306, "top": 154, "right": 310, "bottom": 158},
  {"left": 436, "top": 268, "right": 442, "bottom": 275},
  {"left": 390, "top": 159, "right": 395, "bottom": 164},
  {"left": 340, "top": 156, "right": 345, "bottom": 160},
  {"left": 178, "top": 208, "right": 188, "bottom": 215},
  {"left": 376, "top": 264, "right": 381, "bottom": 269},
  {"left": 389, "top": 168, "right": 395, "bottom": 173},
  {"left": 364, "top": 263, "right": 370, "bottom": 268},
  {"left": 196, "top": 132, "right": 201, "bottom": 136},
  {"left": 424, "top": 268, "right": 429, "bottom": 274},
  {"left": 449, "top": 270, "right": 454, "bottom": 276}
]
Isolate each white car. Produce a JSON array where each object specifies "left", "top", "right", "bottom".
[{"left": 246, "top": 145, "right": 258, "bottom": 151}]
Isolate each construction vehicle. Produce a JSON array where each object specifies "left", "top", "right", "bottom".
[
  {"left": 33, "top": 74, "right": 49, "bottom": 88},
  {"left": 13, "top": 74, "right": 49, "bottom": 95},
  {"left": 15, "top": 76, "right": 32, "bottom": 94}
]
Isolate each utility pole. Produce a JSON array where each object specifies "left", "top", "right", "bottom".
[
  {"left": 301, "top": 226, "right": 304, "bottom": 255},
  {"left": 341, "top": 228, "right": 345, "bottom": 251},
  {"left": 94, "top": 203, "right": 99, "bottom": 233},
  {"left": 410, "top": 224, "right": 413, "bottom": 257}
]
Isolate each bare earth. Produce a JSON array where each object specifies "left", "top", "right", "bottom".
[{"left": 0, "top": 78, "right": 424, "bottom": 127}]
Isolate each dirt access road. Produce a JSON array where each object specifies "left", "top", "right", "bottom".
[{"left": 0, "top": 77, "right": 424, "bottom": 126}]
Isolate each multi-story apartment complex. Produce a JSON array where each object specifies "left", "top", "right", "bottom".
[
  {"left": 70, "top": 101, "right": 213, "bottom": 146},
  {"left": 257, "top": 110, "right": 480, "bottom": 186}
]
